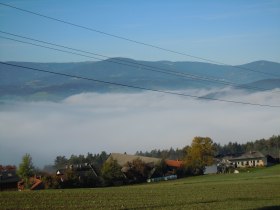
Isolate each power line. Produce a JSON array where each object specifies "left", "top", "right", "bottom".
[
  {"left": 1, "top": 2, "right": 279, "bottom": 78},
  {"left": 0, "top": 62, "right": 279, "bottom": 108},
  {"left": 0, "top": 35, "right": 272, "bottom": 93},
  {"left": 1, "top": 32, "right": 279, "bottom": 94}
]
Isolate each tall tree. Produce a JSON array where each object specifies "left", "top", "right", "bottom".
[
  {"left": 17, "top": 153, "right": 35, "bottom": 188},
  {"left": 184, "top": 137, "right": 215, "bottom": 175}
]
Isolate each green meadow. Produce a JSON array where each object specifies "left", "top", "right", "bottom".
[{"left": 1, "top": 165, "right": 280, "bottom": 210}]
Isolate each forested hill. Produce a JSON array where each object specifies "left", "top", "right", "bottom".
[{"left": 1, "top": 59, "right": 280, "bottom": 100}]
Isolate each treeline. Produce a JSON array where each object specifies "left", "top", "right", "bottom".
[
  {"left": 52, "top": 151, "right": 109, "bottom": 170},
  {"left": 46, "top": 135, "right": 280, "bottom": 175},
  {"left": 135, "top": 148, "right": 185, "bottom": 160},
  {"left": 136, "top": 135, "right": 280, "bottom": 159},
  {"left": 215, "top": 135, "right": 280, "bottom": 157}
]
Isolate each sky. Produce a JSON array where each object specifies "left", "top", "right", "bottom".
[
  {"left": 0, "top": 0, "right": 280, "bottom": 64},
  {"left": 0, "top": 1, "right": 280, "bottom": 167}
]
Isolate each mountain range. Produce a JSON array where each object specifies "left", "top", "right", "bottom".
[{"left": 0, "top": 58, "right": 279, "bottom": 100}]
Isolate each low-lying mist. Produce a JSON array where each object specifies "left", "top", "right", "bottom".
[{"left": 0, "top": 88, "right": 279, "bottom": 167}]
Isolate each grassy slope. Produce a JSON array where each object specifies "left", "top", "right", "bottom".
[{"left": 1, "top": 165, "right": 280, "bottom": 210}]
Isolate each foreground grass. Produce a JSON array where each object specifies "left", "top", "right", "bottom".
[{"left": 1, "top": 165, "right": 280, "bottom": 210}]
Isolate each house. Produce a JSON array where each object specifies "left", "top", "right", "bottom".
[
  {"left": 0, "top": 166, "right": 20, "bottom": 191},
  {"left": 165, "top": 159, "right": 184, "bottom": 175},
  {"left": 224, "top": 151, "right": 267, "bottom": 168},
  {"left": 165, "top": 160, "right": 183, "bottom": 168},
  {"left": 56, "top": 163, "right": 98, "bottom": 184},
  {"left": 266, "top": 154, "right": 279, "bottom": 166}
]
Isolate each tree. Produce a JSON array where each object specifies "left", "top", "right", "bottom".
[
  {"left": 101, "top": 157, "right": 124, "bottom": 186},
  {"left": 54, "top": 156, "right": 68, "bottom": 169},
  {"left": 184, "top": 137, "right": 216, "bottom": 175},
  {"left": 17, "top": 153, "right": 35, "bottom": 188},
  {"left": 123, "top": 158, "right": 151, "bottom": 183},
  {"left": 153, "top": 159, "right": 169, "bottom": 177}
]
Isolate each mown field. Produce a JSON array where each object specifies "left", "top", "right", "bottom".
[{"left": 1, "top": 165, "right": 280, "bottom": 210}]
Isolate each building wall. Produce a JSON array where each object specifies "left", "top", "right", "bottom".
[
  {"left": 232, "top": 158, "right": 267, "bottom": 168},
  {"left": 204, "top": 165, "right": 218, "bottom": 174}
]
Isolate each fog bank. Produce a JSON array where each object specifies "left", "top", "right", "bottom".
[{"left": 0, "top": 88, "right": 279, "bottom": 167}]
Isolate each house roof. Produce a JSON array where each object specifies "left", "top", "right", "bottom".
[
  {"left": 108, "top": 153, "right": 161, "bottom": 166},
  {"left": 165, "top": 160, "right": 183, "bottom": 168},
  {"left": 30, "top": 178, "right": 43, "bottom": 190},
  {"left": 228, "top": 151, "right": 265, "bottom": 161}
]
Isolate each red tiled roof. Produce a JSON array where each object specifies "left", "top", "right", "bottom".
[
  {"left": 30, "top": 178, "right": 43, "bottom": 190},
  {"left": 165, "top": 160, "right": 183, "bottom": 168}
]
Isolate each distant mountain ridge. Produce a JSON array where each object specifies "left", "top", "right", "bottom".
[{"left": 0, "top": 59, "right": 279, "bottom": 100}]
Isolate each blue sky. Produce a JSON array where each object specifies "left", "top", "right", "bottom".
[{"left": 0, "top": 0, "right": 280, "bottom": 64}]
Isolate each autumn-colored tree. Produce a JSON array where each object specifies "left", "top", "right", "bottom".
[{"left": 184, "top": 137, "right": 215, "bottom": 175}]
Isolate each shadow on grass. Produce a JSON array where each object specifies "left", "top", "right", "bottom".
[
  {"left": 254, "top": 206, "right": 280, "bottom": 210},
  {"left": 124, "top": 199, "right": 220, "bottom": 210}
]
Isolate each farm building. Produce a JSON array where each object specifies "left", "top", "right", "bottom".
[
  {"left": 56, "top": 163, "right": 99, "bottom": 186},
  {"left": 165, "top": 159, "right": 183, "bottom": 168},
  {"left": 107, "top": 153, "right": 184, "bottom": 178},
  {"left": 224, "top": 151, "right": 267, "bottom": 168},
  {"left": 204, "top": 164, "right": 218, "bottom": 174},
  {"left": 165, "top": 159, "right": 184, "bottom": 175}
]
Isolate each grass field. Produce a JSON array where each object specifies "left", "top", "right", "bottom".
[{"left": 1, "top": 165, "right": 280, "bottom": 210}]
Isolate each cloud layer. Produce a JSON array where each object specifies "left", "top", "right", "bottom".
[{"left": 0, "top": 89, "right": 279, "bottom": 167}]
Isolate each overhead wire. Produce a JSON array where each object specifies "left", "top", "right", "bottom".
[
  {"left": 0, "top": 62, "right": 279, "bottom": 108},
  {"left": 1, "top": 3, "right": 279, "bottom": 107},
  {"left": 1, "top": 31, "right": 279, "bottom": 94},
  {"left": 0, "top": 2, "right": 279, "bottom": 78}
]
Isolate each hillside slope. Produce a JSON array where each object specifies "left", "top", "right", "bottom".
[{"left": 0, "top": 59, "right": 279, "bottom": 100}]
